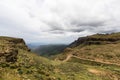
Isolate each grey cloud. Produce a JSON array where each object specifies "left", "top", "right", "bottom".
[
  {"left": 96, "top": 27, "right": 120, "bottom": 34},
  {"left": 43, "top": 21, "right": 64, "bottom": 31},
  {"left": 28, "top": 12, "right": 36, "bottom": 18},
  {"left": 0, "top": 0, "right": 120, "bottom": 44},
  {"left": 69, "top": 29, "right": 85, "bottom": 33},
  {"left": 72, "top": 21, "right": 104, "bottom": 27},
  {"left": 46, "top": 19, "right": 105, "bottom": 33},
  {"left": 70, "top": 19, "right": 105, "bottom": 27},
  {"left": 50, "top": 30, "right": 65, "bottom": 34}
]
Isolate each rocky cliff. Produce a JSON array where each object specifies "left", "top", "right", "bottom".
[{"left": 69, "top": 33, "right": 120, "bottom": 48}]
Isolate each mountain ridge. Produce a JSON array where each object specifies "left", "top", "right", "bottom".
[
  {"left": 69, "top": 33, "right": 120, "bottom": 48},
  {"left": 56, "top": 32, "right": 120, "bottom": 66}
]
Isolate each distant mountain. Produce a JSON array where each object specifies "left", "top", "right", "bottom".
[
  {"left": 27, "top": 43, "right": 47, "bottom": 49},
  {"left": 33, "top": 44, "right": 67, "bottom": 56},
  {"left": 27, "top": 44, "right": 38, "bottom": 49}
]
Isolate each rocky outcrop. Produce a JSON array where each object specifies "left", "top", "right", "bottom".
[
  {"left": 0, "top": 37, "right": 30, "bottom": 51},
  {"left": 0, "top": 48, "right": 18, "bottom": 62},
  {"left": 0, "top": 36, "right": 30, "bottom": 63},
  {"left": 69, "top": 33, "right": 120, "bottom": 48}
]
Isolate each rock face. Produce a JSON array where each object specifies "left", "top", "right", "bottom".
[
  {"left": 0, "top": 36, "right": 30, "bottom": 63},
  {"left": 69, "top": 33, "right": 120, "bottom": 48},
  {"left": 0, "top": 48, "right": 18, "bottom": 62}
]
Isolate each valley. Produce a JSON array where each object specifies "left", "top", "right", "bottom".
[{"left": 0, "top": 33, "right": 120, "bottom": 80}]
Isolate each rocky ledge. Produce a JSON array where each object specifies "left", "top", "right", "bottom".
[{"left": 69, "top": 33, "right": 120, "bottom": 48}]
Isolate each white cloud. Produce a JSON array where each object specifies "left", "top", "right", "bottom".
[{"left": 0, "top": 0, "right": 120, "bottom": 44}]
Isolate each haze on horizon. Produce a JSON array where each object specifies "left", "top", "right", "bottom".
[{"left": 0, "top": 0, "right": 120, "bottom": 44}]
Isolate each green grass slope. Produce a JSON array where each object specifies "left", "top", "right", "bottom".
[
  {"left": 56, "top": 33, "right": 120, "bottom": 65},
  {"left": 55, "top": 33, "right": 120, "bottom": 80}
]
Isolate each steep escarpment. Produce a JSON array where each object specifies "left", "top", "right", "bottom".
[{"left": 69, "top": 33, "right": 120, "bottom": 48}]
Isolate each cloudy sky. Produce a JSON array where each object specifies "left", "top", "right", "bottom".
[{"left": 0, "top": 0, "right": 120, "bottom": 44}]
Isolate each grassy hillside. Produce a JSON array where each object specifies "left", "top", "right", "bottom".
[
  {"left": 0, "top": 36, "right": 120, "bottom": 80},
  {"left": 57, "top": 33, "right": 120, "bottom": 65},
  {"left": 54, "top": 33, "right": 120, "bottom": 80}
]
